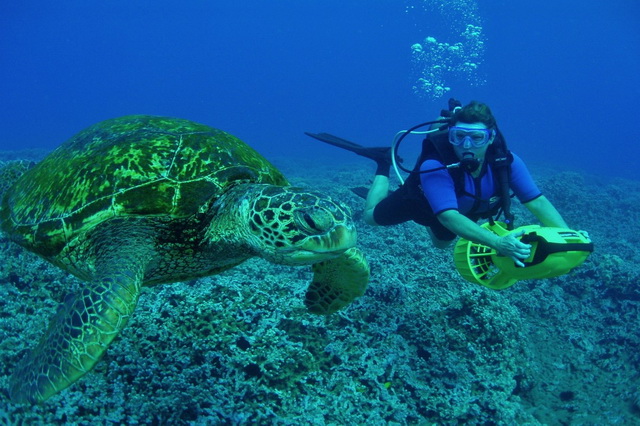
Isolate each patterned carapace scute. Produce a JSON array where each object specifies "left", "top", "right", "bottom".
[{"left": 1, "top": 115, "right": 288, "bottom": 257}]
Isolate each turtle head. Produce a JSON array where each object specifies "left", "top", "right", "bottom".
[{"left": 244, "top": 185, "right": 357, "bottom": 265}]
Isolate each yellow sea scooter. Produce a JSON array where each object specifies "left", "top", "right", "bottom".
[{"left": 454, "top": 222, "right": 593, "bottom": 290}]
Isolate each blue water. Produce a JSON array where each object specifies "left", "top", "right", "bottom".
[{"left": 1, "top": 1, "right": 639, "bottom": 179}]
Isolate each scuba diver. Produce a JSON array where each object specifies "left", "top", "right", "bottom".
[{"left": 307, "top": 99, "right": 578, "bottom": 267}]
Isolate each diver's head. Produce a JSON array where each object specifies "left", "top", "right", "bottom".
[{"left": 449, "top": 101, "right": 497, "bottom": 172}]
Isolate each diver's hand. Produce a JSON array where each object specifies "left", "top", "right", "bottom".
[{"left": 495, "top": 229, "right": 531, "bottom": 267}]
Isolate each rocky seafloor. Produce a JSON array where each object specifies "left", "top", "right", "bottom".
[{"left": 0, "top": 153, "right": 639, "bottom": 425}]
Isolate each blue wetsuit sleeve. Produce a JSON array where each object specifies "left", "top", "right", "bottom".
[
  {"left": 420, "top": 159, "right": 458, "bottom": 214},
  {"left": 510, "top": 153, "right": 542, "bottom": 203}
]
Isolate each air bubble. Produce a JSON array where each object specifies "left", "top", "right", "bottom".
[{"left": 409, "top": 2, "right": 487, "bottom": 99}]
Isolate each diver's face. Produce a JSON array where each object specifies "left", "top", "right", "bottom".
[{"left": 450, "top": 121, "right": 495, "bottom": 164}]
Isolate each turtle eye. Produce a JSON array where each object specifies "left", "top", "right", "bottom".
[
  {"left": 294, "top": 208, "right": 333, "bottom": 234},
  {"left": 294, "top": 211, "right": 318, "bottom": 234},
  {"left": 302, "top": 213, "right": 316, "bottom": 229}
]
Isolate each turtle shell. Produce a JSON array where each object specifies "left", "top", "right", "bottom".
[{"left": 1, "top": 115, "right": 288, "bottom": 257}]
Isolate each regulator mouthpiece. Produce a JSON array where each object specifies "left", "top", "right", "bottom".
[{"left": 460, "top": 154, "right": 480, "bottom": 172}]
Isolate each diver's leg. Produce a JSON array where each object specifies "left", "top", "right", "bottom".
[
  {"left": 363, "top": 175, "right": 389, "bottom": 225},
  {"left": 428, "top": 228, "right": 454, "bottom": 249},
  {"left": 427, "top": 219, "right": 456, "bottom": 249}
]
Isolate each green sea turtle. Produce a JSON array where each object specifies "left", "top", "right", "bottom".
[{"left": 0, "top": 115, "right": 369, "bottom": 403}]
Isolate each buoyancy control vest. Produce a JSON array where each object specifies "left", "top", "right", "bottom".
[{"left": 403, "top": 122, "right": 516, "bottom": 229}]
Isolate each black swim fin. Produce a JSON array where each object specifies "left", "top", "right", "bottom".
[
  {"left": 349, "top": 186, "right": 369, "bottom": 200},
  {"left": 304, "top": 132, "right": 392, "bottom": 164}
]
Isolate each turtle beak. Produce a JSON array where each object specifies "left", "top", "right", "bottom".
[
  {"left": 300, "top": 224, "right": 357, "bottom": 254},
  {"left": 281, "top": 224, "right": 357, "bottom": 265}
]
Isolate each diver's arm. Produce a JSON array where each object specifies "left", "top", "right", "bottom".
[
  {"left": 437, "top": 210, "right": 531, "bottom": 267},
  {"left": 523, "top": 195, "right": 568, "bottom": 228}
]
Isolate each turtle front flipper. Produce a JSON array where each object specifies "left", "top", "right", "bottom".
[
  {"left": 305, "top": 247, "right": 370, "bottom": 315},
  {"left": 9, "top": 229, "right": 153, "bottom": 403}
]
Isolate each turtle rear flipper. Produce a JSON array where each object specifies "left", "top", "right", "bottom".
[
  {"left": 305, "top": 247, "right": 370, "bottom": 315},
  {"left": 9, "top": 229, "right": 153, "bottom": 403}
]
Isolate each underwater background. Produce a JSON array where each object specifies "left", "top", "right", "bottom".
[
  {"left": 1, "top": 0, "right": 639, "bottom": 424},
  {"left": 1, "top": 0, "right": 639, "bottom": 179}
]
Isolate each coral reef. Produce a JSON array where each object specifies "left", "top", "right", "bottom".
[{"left": 0, "top": 156, "right": 638, "bottom": 424}]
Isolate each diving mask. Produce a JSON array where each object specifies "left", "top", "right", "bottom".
[{"left": 448, "top": 127, "right": 493, "bottom": 148}]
